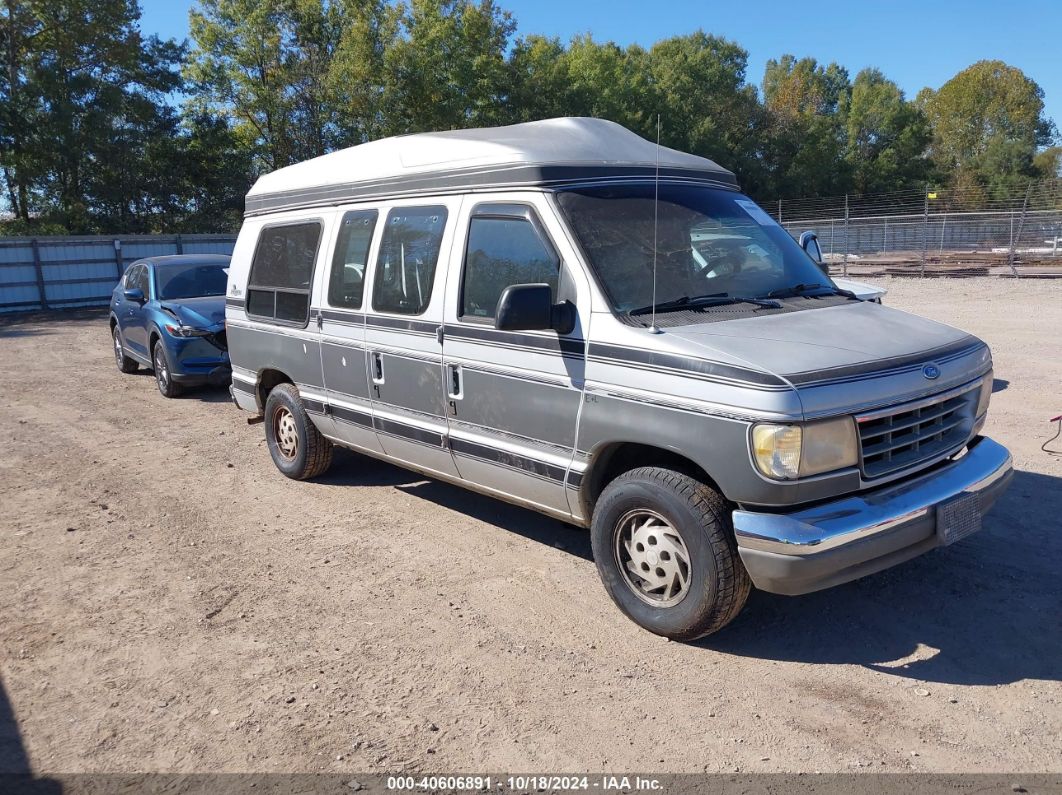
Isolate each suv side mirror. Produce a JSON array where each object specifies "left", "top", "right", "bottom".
[
  {"left": 123, "top": 287, "right": 145, "bottom": 303},
  {"left": 799, "top": 231, "right": 824, "bottom": 265},
  {"left": 495, "top": 283, "right": 576, "bottom": 335}
]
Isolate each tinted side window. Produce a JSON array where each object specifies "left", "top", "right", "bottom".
[
  {"left": 372, "top": 206, "right": 447, "bottom": 315},
  {"left": 328, "top": 210, "right": 378, "bottom": 309},
  {"left": 461, "top": 215, "right": 559, "bottom": 320},
  {"left": 126, "top": 264, "right": 147, "bottom": 296},
  {"left": 247, "top": 222, "right": 321, "bottom": 325}
]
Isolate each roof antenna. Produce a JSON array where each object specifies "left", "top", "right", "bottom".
[{"left": 650, "top": 113, "right": 662, "bottom": 334}]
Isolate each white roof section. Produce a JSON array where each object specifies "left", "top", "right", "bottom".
[{"left": 245, "top": 117, "right": 737, "bottom": 216}]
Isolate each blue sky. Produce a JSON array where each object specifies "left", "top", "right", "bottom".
[{"left": 141, "top": 0, "right": 1061, "bottom": 134}]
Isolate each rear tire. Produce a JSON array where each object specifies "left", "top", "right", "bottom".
[
  {"left": 112, "top": 325, "right": 138, "bottom": 373},
  {"left": 590, "top": 467, "right": 751, "bottom": 641},
  {"left": 264, "top": 383, "right": 333, "bottom": 480},
  {"left": 152, "top": 340, "right": 182, "bottom": 398}
]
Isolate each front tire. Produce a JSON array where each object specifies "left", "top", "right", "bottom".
[
  {"left": 152, "top": 340, "right": 182, "bottom": 398},
  {"left": 590, "top": 467, "right": 751, "bottom": 641},
  {"left": 113, "top": 325, "right": 138, "bottom": 373},
  {"left": 264, "top": 383, "right": 333, "bottom": 480}
]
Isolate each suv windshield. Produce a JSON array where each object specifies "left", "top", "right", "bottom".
[
  {"left": 557, "top": 185, "right": 834, "bottom": 315},
  {"left": 155, "top": 263, "right": 228, "bottom": 301}
]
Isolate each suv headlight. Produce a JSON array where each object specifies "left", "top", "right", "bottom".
[
  {"left": 165, "top": 324, "right": 210, "bottom": 338},
  {"left": 751, "top": 417, "right": 859, "bottom": 480}
]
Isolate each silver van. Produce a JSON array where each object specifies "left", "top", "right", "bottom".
[{"left": 226, "top": 117, "right": 1012, "bottom": 640}]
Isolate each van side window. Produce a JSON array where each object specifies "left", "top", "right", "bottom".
[
  {"left": 328, "top": 210, "right": 378, "bottom": 310},
  {"left": 460, "top": 210, "right": 559, "bottom": 321},
  {"left": 247, "top": 221, "right": 322, "bottom": 324},
  {"left": 371, "top": 206, "right": 447, "bottom": 315}
]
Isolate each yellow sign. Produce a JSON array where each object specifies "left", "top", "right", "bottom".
[{"left": 927, "top": 192, "right": 938, "bottom": 199}]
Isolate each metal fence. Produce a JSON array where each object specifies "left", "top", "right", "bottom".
[
  {"left": 0, "top": 234, "right": 237, "bottom": 313},
  {"left": 767, "top": 178, "right": 1062, "bottom": 277}
]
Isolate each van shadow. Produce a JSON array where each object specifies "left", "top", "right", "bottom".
[
  {"left": 0, "top": 675, "right": 29, "bottom": 774},
  {"left": 703, "top": 469, "right": 1062, "bottom": 687},
  {"left": 315, "top": 452, "right": 1059, "bottom": 687},
  {"left": 0, "top": 675, "right": 61, "bottom": 793},
  {"left": 318, "top": 448, "right": 593, "bottom": 559}
]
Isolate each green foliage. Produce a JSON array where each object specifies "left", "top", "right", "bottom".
[
  {"left": 380, "top": 0, "right": 515, "bottom": 134},
  {"left": 843, "top": 68, "right": 931, "bottom": 194},
  {"left": 761, "top": 55, "right": 851, "bottom": 197},
  {"left": 921, "top": 60, "right": 1057, "bottom": 194},
  {"left": 2, "top": 1, "right": 1059, "bottom": 235}
]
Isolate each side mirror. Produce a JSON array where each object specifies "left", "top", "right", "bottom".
[
  {"left": 799, "top": 231, "right": 824, "bottom": 267},
  {"left": 123, "top": 287, "right": 145, "bottom": 303},
  {"left": 495, "top": 283, "right": 576, "bottom": 335}
]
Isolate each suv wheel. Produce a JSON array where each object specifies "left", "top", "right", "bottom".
[
  {"left": 152, "top": 340, "right": 182, "bottom": 398},
  {"left": 113, "top": 326, "right": 138, "bottom": 373},
  {"left": 590, "top": 466, "right": 751, "bottom": 641},
  {"left": 264, "top": 383, "right": 333, "bottom": 479}
]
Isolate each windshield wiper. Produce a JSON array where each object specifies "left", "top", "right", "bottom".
[
  {"left": 628, "top": 292, "right": 781, "bottom": 316},
  {"left": 764, "top": 283, "right": 856, "bottom": 300}
]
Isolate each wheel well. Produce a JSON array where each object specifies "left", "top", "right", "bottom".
[
  {"left": 148, "top": 329, "right": 159, "bottom": 353},
  {"left": 256, "top": 369, "right": 293, "bottom": 410},
  {"left": 582, "top": 442, "right": 720, "bottom": 516},
  {"left": 109, "top": 315, "right": 118, "bottom": 330}
]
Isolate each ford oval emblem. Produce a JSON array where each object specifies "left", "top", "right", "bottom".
[{"left": 923, "top": 364, "right": 941, "bottom": 380}]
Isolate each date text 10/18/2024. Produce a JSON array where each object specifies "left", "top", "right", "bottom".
[{"left": 386, "top": 776, "right": 664, "bottom": 792}]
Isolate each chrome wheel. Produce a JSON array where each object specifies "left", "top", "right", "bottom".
[
  {"left": 614, "top": 509, "right": 691, "bottom": 607},
  {"left": 113, "top": 328, "right": 124, "bottom": 367},
  {"left": 154, "top": 347, "right": 169, "bottom": 392},
  {"left": 273, "top": 406, "right": 299, "bottom": 460}
]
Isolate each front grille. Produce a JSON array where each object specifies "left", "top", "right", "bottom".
[{"left": 856, "top": 387, "right": 978, "bottom": 479}]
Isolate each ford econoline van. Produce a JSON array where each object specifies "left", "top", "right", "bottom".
[{"left": 225, "top": 117, "right": 1012, "bottom": 640}]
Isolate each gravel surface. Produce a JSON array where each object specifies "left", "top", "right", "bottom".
[{"left": 1, "top": 277, "right": 1059, "bottom": 774}]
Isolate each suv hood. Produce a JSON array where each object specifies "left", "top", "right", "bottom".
[
  {"left": 665, "top": 301, "right": 990, "bottom": 417},
  {"left": 159, "top": 296, "right": 226, "bottom": 330}
]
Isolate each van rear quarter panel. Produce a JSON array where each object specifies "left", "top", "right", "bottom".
[{"left": 226, "top": 211, "right": 335, "bottom": 410}]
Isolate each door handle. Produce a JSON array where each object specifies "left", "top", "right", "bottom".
[
  {"left": 447, "top": 363, "right": 462, "bottom": 399},
  {"left": 371, "top": 352, "right": 385, "bottom": 384}
]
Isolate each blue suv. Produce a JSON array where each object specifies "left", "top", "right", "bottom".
[{"left": 109, "top": 255, "right": 231, "bottom": 397}]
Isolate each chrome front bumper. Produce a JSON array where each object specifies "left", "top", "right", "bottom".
[{"left": 732, "top": 436, "right": 1013, "bottom": 595}]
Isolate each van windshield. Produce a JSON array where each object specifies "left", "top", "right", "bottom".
[{"left": 556, "top": 185, "right": 834, "bottom": 315}]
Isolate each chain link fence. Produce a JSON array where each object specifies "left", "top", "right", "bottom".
[{"left": 767, "top": 178, "right": 1062, "bottom": 278}]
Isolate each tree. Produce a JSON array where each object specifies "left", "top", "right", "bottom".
[
  {"left": 1033, "top": 146, "right": 1062, "bottom": 180},
  {"left": 761, "top": 55, "right": 851, "bottom": 197},
  {"left": 647, "top": 32, "right": 767, "bottom": 194},
  {"left": 380, "top": 0, "right": 514, "bottom": 134},
  {"left": 1, "top": 0, "right": 186, "bottom": 232},
  {"left": 843, "top": 68, "right": 931, "bottom": 194},
  {"left": 920, "top": 60, "right": 1057, "bottom": 193},
  {"left": 0, "top": 0, "right": 42, "bottom": 223},
  {"left": 505, "top": 34, "right": 573, "bottom": 123}
]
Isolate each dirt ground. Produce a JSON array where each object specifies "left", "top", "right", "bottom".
[{"left": 1, "top": 278, "right": 1060, "bottom": 775}]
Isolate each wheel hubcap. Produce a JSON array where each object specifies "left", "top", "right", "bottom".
[
  {"left": 273, "top": 407, "right": 299, "bottom": 460},
  {"left": 615, "top": 509, "right": 691, "bottom": 607},
  {"left": 113, "top": 330, "right": 123, "bottom": 366},
  {"left": 155, "top": 350, "right": 168, "bottom": 390}
]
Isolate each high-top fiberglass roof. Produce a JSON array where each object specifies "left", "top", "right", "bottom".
[{"left": 245, "top": 117, "right": 736, "bottom": 216}]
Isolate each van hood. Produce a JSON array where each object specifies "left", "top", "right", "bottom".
[
  {"left": 664, "top": 301, "right": 990, "bottom": 416},
  {"left": 159, "top": 296, "right": 226, "bottom": 330}
]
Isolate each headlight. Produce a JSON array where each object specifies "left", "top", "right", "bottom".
[
  {"left": 751, "top": 417, "right": 859, "bottom": 480},
  {"left": 165, "top": 324, "right": 210, "bottom": 337}
]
